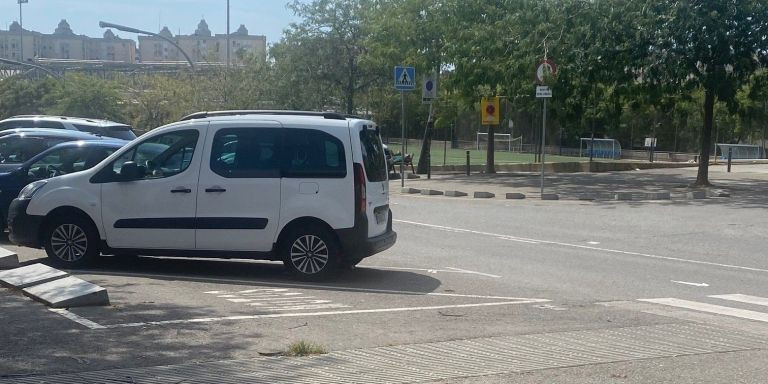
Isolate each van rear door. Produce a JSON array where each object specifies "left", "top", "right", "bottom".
[{"left": 358, "top": 125, "right": 389, "bottom": 238}]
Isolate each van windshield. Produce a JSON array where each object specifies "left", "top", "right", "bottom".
[{"left": 359, "top": 128, "right": 387, "bottom": 182}]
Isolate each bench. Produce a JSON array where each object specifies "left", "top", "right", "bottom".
[{"left": 390, "top": 153, "right": 415, "bottom": 173}]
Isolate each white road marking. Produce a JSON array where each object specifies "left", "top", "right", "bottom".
[
  {"left": 364, "top": 265, "right": 500, "bottom": 278},
  {"left": 395, "top": 220, "right": 768, "bottom": 274},
  {"left": 71, "top": 269, "right": 530, "bottom": 300},
  {"left": 444, "top": 267, "right": 502, "bottom": 279},
  {"left": 671, "top": 280, "right": 710, "bottom": 287},
  {"left": 710, "top": 294, "right": 768, "bottom": 307},
  {"left": 49, "top": 308, "right": 106, "bottom": 330},
  {"left": 105, "top": 299, "right": 547, "bottom": 328},
  {"left": 534, "top": 304, "right": 567, "bottom": 311},
  {"left": 638, "top": 298, "right": 768, "bottom": 323},
  {"left": 587, "top": 241, "right": 600, "bottom": 245}
]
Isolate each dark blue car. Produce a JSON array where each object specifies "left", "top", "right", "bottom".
[{"left": 0, "top": 138, "right": 127, "bottom": 228}]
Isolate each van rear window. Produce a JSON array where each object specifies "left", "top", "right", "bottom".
[{"left": 359, "top": 129, "right": 387, "bottom": 182}]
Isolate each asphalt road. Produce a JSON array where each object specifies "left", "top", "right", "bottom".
[{"left": 1, "top": 167, "right": 767, "bottom": 383}]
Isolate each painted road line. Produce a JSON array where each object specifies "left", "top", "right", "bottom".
[
  {"left": 364, "top": 265, "right": 501, "bottom": 278},
  {"left": 710, "top": 294, "right": 768, "bottom": 308},
  {"left": 444, "top": 267, "right": 502, "bottom": 279},
  {"left": 49, "top": 308, "right": 106, "bottom": 330},
  {"left": 638, "top": 298, "right": 768, "bottom": 323},
  {"left": 671, "top": 280, "right": 710, "bottom": 287},
  {"left": 394, "top": 220, "right": 540, "bottom": 244},
  {"left": 105, "top": 299, "right": 548, "bottom": 329},
  {"left": 395, "top": 220, "right": 768, "bottom": 274},
  {"left": 71, "top": 270, "right": 533, "bottom": 300}
]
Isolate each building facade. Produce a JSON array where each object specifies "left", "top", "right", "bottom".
[
  {"left": 138, "top": 20, "right": 266, "bottom": 64},
  {"left": 1, "top": 18, "right": 265, "bottom": 65},
  {"left": 0, "top": 20, "right": 135, "bottom": 63}
]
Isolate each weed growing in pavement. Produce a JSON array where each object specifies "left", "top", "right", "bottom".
[{"left": 285, "top": 340, "right": 328, "bottom": 357}]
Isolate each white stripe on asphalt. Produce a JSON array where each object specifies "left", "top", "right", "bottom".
[
  {"left": 105, "top": 299, "right": 547, "bottom": 328},
  {"left": 638, "top": 298, "right": 768, "bottom": 323},
  {"left": 395, "top": 220, "right": 768, "bottom": 274},
  {"left": 709, "top": 294, "right": 768, "bottom": 308},
  {"left": 49, "top": 308, "right": 106, "bottom": 329},
  {"left": 364, "top": 265, "right": 501, "bottom": 278}
]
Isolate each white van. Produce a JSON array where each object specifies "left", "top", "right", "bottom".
[{"left": 7, "top": 111, "right": 396, "bottom": 279}]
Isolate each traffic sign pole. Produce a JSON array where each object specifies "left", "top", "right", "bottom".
[
  {"left": 401, "top": 91, "right": 405, "bottom": 187},
  {"left": 541, "top": 98, "right": 547, "bottom": 198}
]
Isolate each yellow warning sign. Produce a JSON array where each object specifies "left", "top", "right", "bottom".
[{"left": 481, "top": 97, "right": 500, "bottom": 125}]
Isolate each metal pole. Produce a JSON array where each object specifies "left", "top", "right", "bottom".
[
  {"left": 466, "top": 151, "right": 470, "bottom": 176},
  {"left": 540, "top": 98, "right": 547, "bottom": 197},
  {"left": 18, "top": 1, "right": 23, "bottom": 62},
  {"left": 443, "top": 123, "right": 448, "bottom": 166},
  {"left": 727, "top": 147, "right": 732, "bottom": 172},
  {"left": 400, "top": 91, "right": 405, "bottom": 187},
  {"left": 226, "top": 0, "right": 230, "bottom": 67}
]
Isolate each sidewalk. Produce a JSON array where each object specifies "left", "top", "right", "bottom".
[
  {"left": 393, "top": 163, "right": 768, "bottom": 202},
  {"left": 2, "top": 322, "right": 765, "bottom": 384}
]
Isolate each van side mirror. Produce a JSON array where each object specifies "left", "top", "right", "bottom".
[{"left": 119, "top": 161, "right": 144, "bottom": 181}]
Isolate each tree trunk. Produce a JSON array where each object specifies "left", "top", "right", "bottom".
[
  {"left": 416, "top": 113, "right": 433, "bottom": 174},
  {"left": 486, "top": 124, "right": 495, "bottom": 173},
  {"left": 695, "top": 89, "right": 715, "bottom": 186}
]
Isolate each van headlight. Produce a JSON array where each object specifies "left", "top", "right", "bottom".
[{"left": 18, "top": 180, "right": 47, "bottom": 200}]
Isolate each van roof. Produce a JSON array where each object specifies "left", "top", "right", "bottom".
[
  {"left": 4, "top": 115, "right": 129, "bottom": 127},
  {"left": 171, "top": 110, "right": 376, "bottom": 131}
]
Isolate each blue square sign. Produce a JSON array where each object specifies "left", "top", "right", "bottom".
[{"left": 394, "top": 66, "right": 416, "bottom": 91}]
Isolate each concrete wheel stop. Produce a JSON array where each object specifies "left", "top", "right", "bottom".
[
  {"left": 0, "top": 259, "right": 109, "bottom": 308},
  {"left": 0, "top": 247, "right": 19, "bottom": 269}
]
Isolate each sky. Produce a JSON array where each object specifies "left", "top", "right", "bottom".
[{"left": 0, "top": 0, "right": 302, "bottom": 45}]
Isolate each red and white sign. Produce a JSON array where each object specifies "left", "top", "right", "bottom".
[{"left": 536, "top": 59, "right": 557, "bottom": 83}]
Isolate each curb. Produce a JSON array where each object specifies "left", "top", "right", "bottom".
[
  {"left": 445, "top": 190, "right": 468, "bottom": 197},
  {"left": 473, "top": 192, "right": 495, "bottom": 199}
]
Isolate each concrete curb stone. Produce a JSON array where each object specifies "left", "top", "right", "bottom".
[
  {"left": 444, "top": 190, "right": 468, "bottom": 197},
  {"left": 687, "top": 191, "right": 707, "bottom": 199},
  {"left": 0, "top": 264, "right": 68, "bottom": 289},
  {"left": 505, "top": 193, "right": 526, "bottom": 200},
  {"left": 421, "top": 189, "right": 444, "bottom": 196},
  {"left": 473, "top": 192, "right": 495, "bottom": 199},
  {"left": 0, "top": 247, "right": 19, "bottom": 269},
  {"left": 401, "top": 188, "right": 421, "bottom": 194},
  {"left": 541, "top": 194, "right": 560, "bottom": 200},
  {"left": 644, "top": 192, "right": 671, "bottom": 200},
  {"left": 615, "top": 192, "right": 633, "bottom": 201},
  {"left": 23, "top": 276, "right": 110, "bottom": 308}
]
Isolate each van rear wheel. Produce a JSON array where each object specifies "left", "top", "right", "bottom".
[
  {"left": 44, "top": 215, "right": 100, "bottom": 267},
  {"left": 281, "top": 225, "right": 340, "bottom": 280}
]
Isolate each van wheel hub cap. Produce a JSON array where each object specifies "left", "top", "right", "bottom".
[
  {"left": 290, "top": 235, "right": 329, "bottom": 274},
  {"left": 50, "top": 224, "right": 88, "bottom": 262}
]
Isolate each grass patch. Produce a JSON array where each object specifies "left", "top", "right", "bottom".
[
  {"left": 387, "top": 144, "right": 585, "bottom": 166},
  {"left": 285, "top": 340, "right": 328, "bottom": 357}
]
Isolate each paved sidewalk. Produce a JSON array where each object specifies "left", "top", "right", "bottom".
[
  {"left": 393, "top": 164, "right": 768, "bottom": 202},
  {"left": 2, "top": 322, "right": 765, "bottom": 384}
]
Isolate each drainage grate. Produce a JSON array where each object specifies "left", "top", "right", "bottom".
[{"left": 4, "top": 322, "right": 767, "bottom": 384}]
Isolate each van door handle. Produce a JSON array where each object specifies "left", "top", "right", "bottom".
[
  {"left": 205, "top": 187, "right": 227, "bottom": 193},
  {"left": 171, "top": 188, "right": 192, "bottom": 193}
]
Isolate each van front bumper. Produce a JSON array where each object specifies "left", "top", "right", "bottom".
[{"left": 7, "top": 198, "right": 44, "bottom": 248}]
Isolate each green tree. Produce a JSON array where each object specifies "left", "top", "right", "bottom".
[
  {"left": 632, "top": 1, "right": 768, "bottom": 185},
  {"left": 0, "top": 77, "right": 57, "bottom": 119},
  {"left": 45, "top": 74, "right": 126, "bottom": 122}
]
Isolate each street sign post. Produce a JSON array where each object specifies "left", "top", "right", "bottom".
[
  {"left": 535, "top": 59, "right": 556, "bottom": 199},
  {"left": 422, "top": 75, "right": 436, "bottom": 104},
  {"left": 394, "top": 66, "right": 415, "bottom": 187}
]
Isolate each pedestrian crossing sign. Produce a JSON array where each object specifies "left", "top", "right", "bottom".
[{"left": 394, "top": 66, "right": 416, "bottom": 91}]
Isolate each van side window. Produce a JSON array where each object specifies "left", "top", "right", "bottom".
[
  {"left": 210, "top": 128, "right": 281, "bottom": 178},
  {"left": 109, "top": 129, "right": 199, "bottom": 180},
  {"left": 283, "top": 129, "right": 346, "bottom": 178}
]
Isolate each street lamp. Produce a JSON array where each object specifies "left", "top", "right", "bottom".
[
  {"left": 98, "top": 21, "right": 195, "bottom": 69},
  {"left": 226, "top": 0, "right": 230, "bottom": 67},
  {"left": 18, "top": 0, "right": 27, "bottom": 62}
]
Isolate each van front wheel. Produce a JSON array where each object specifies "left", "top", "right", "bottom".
[
  {"left": 281, "top": 226, "right": 340, "bottom": 280},
  {"left": 44, "top": 215, "right": 100, "bottom": 267}
]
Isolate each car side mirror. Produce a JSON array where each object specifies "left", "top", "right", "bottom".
[{"left": 119, "top": 161, "right": 144, "bottom": 181}]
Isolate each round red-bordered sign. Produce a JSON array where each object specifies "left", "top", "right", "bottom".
[{"left": 536, "top": 59, "right": 557, "bottom": 83}]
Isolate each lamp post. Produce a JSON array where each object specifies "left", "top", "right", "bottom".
[
  {"left": 226, "top": 0, "right": 230, "bottom": 67},
  {"left": 18, "top": 0, "right": 27, "bottom": 62},
  {"left": 99, "top": 21, "right": 195, "bottom": 69}
]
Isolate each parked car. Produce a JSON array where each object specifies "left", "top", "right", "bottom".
[
  {"left": 7, "top": 110, "right": 396, "bottom": 280},
  {"left": 0, "top": 130, "right": 108, "bottom": 165},
  {"left": 0, "top": 139, "right": 126, "bottom": 229},
  {"left": 0, "top": 115, "right": 137, "bottom": 140}
]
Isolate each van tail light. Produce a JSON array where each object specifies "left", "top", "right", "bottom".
[{"left": 354, "top": 163, "right": 366, "bottom": 216}]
